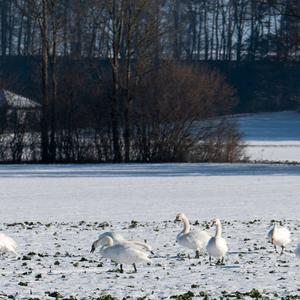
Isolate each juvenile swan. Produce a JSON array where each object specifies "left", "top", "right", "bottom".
[
  {"left": 175, "top": 213, "right": 210, "bottom": 258},
  {"left": 0, "top": 233, "right": 17, "bottom": 254},
  {"left": 268, "top": 222, "right": 291, "bottom": 255},
  {"left": 90, "top": 231, "right": 152, "bottom": 253},
  {"left": 206, "top": 218, "right": 228, "bottom": 265},
  {"left": 94, "top": 236, "right": 151, "bottom": 273},
  {"left": 295, "top": 243, "right": 300, "bottom": 258}
]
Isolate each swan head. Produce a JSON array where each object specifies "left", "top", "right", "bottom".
[
  {"left": 210, "top": 218, "right": 221, "bottom": 227},
  {"left": 90, "top": 236, "right": 114, "bottom": 253},
  {"left": 175, "top": 213, "right": 186, "bottom": 223}
]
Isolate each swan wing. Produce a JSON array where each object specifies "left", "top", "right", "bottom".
[
  {"left": 177, "top": 230, "right": 210, "bottom": 250},
  {"left": 98, "top": 232, "right": 125, "bottom": 243},
  {"left": 103, "top": 244, "right": 150, "bottom": 264},
  {"left": 128, "top": 240, "right": 152, "bottom": 252},
  {"left": 276, "top": 227, "right": 291, "bottom": 245},
  {"left": 0, "top": 233, "right": 17, "bottom": 254},
  {"left": 191, "top": 230, "right": 211, "bottom": 247},
  {"left": 207, "top": 237, "right": 228, "bottom": 258}
]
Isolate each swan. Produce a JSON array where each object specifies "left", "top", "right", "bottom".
[
  {"left": 295, "top": 243, "right": 300, "bottom": 258},
  {"left": 268, "top": 222, "right": 291, "bottom": 255},
  {"left": 0, "top": 233, "right": 17, "bottom": 254},
  {"left": 175, "top": 213, "right": 210, "bottom": 258},
  {"left": 93, "top": 236, "right": 151, "bottom": 273},
  {"left": 90, "top": 231, "right": 152, "bottom": 253},
  {"left": 206, "top": 218, "right": 228, "bottom": 265}
]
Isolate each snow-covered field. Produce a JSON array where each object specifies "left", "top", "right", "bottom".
[
  {"left": 236, "top": 111, "right": 300, "bottom": 162},
  {"left": 0, "top": 164, "right": 299, "bottom": 299}
]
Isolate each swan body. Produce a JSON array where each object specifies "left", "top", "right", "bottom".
[
  {"left": 295, "top": 243, "right": 300, "bottom": 258},
  {"left": 91, "top": 231, "right": 152, "bottom": 253},
  {"left": 175, "top": 213, "right": 210, "bottom": 258},
  {"left": 0, "top": 233, "right": 17, "bottom": 254},
  {"left": 268, "top": 223, "right": 291, "bottom": 254},
  {"left": 96, "top": 236, "right": 151, "bottom": 272},
  {"left": 206, "top": 218, "right": 228, "bottom": 264}
]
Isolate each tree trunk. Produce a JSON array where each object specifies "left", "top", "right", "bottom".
[
  {"left": 49, "top": 29, "right": 57, "bottom": 162},
  {"left": 41, "top": 0, "right": 50, "bottom": 163}
]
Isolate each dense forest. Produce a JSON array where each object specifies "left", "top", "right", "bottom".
[{"left": 0, "top": 0, "right": 299, "bottom": 163}]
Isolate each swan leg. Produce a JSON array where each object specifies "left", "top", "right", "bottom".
[
  {"left": 209, "top": 256, "right": 212, "bottom": 265},
  {"left": 221, "top": 257, "right": 225, "bottom": 265},
  {"left": 195, "top": 250, "right": 200, "bottom": 259},
  {"left": 119, "top": 264, "right": 124, "bottom": 273},
  {"left": 133, "top": 263, "right": 137, "bottom": 273},
  {"left": 274, "top": 245, "right": 278, "bottom": 253},
  {"left": 280, "top": 246, "right": 284, "bottom": 255}
]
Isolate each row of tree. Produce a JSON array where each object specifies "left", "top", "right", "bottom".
[
  {"left": 0, "top": 0, "right": 299, "bottom": 163},
  {"left": 0, "top": 0, "right": 300, "bottom": 61}
]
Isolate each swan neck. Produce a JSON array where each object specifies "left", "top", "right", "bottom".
[
  {"left": 215, "top": 223, "right": 222, "bottom": 238},
  {"left": 93, "top": 238, "right": 102, "bottom": 250},
  {"left": 272, "top": 224, "right": 277, "bottom": 236},
  {"left": 182, "top": 216, "right": 190, "bottom": 234}
]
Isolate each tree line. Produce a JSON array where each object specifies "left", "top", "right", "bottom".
[
  {"left": 1, "top": 0, "right": 299, "bottom": 61},
  {"left": 0, "top": 0, "right": 299, "bottom": 163}
]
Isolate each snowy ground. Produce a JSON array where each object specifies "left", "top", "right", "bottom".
[
  {"left": 0, "top": 164, "right": 300, "bottom": 299},
  {"left": 236, "top": 111, "right": 300, "bottom": 162}
]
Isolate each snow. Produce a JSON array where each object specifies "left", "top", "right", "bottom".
[
  {"left": 0, "top": 90, "right": 40, "bottom": 109},
  {"left": 236, "top": 111, "right": 300, "bottom": 162},
  {"left": 0, "top": 163, "right": 300, "bottom": 222},
  {"left": 0, "top": 163, "right": 299, "bottom": 299}
]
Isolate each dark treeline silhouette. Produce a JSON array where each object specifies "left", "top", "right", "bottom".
[
  {"left": 0, "top": 0, "right": 299, "bottom": 163},
  {"left": 1, "top": 0, "right": 300, "bottom": 61}
]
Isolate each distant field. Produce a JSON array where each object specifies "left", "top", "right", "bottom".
[{"left": 235, "top": 111, "right": 300, "bottom": 162}]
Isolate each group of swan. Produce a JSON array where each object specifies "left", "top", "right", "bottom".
[
  {"left": 1, "top": 214, "right": 300, "bottom": 273},
  {"left": 175, "top": 214, "right": 296, "bottom": 262},
  {"left": 175, "top": 213, "right": 228, "bottom": 264},
  {"left": 90, "top": 213, "right": 299, "bottom": 272}
]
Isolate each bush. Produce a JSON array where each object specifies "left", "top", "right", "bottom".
[{"left": 131, "top": 63, "right": 243, "bottom": 162}]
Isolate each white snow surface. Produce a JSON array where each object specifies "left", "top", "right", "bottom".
[
  {"left": 0, "top": 163, "right": 300, "bottom": 299},
  {"left": 0, "top": 90, "right": 40, "bottom": 109},
  {"left": 236, "top": 111, "right": 300, "bottom": 162}
]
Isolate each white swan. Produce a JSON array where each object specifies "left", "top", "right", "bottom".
[
  {"left": 90, "top": 231, "right": 152, "bottom": 253},
  {"left": 206, "top": 218, "right": 228, "bottom": 265},
  {"left": 94, "top": 236, "right": 151, "bottom": 273},
  {"left": 295, "top": 243, "right": 300, "bottom": 258},
  {"left": 0, "top": 233, "right": 17, "bottom": 254},
  {"left": 175, "top": 213, "right": 210, "bottom": 258},
  {"left": 268, "top": 222, "right": 291, "bottom": 255}
]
